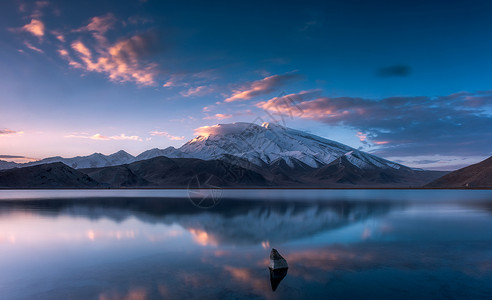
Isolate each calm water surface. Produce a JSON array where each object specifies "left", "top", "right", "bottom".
[{"left": 1, "top": 189, "right": 492, "bottom": 299}]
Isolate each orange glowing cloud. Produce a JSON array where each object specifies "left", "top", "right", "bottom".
[
  {"left": 193, "top": 123, "right": 256, "bottom": 138},
  {"left": 357, "top": 132, "right": 367, "bottom": 142},
  {"left": 204, "top": 113, "right": 233, "bottom": 120},
  {"left": 59, "top": 15, "right": 159, "bottom": 86},
  {"left": 23, "top": 41, "right": 43, "bottom": 53},
  {"left": 0, "top": 129, "right": 18, "bottom": 136},
  {"left": 71, "top": 41, "right": 92, "bottom": 58},
  {"left": 180, "top": 86, "right": 214, "bottom": 97},
  {"left": 225, "top": 73, "right": 301, "bottom": 102},
  {"left": 21, "top": 19, "right": 45, "bottom": 37},
  {"left": 64, "top": 133, "right": 142, "bottom": 141}
]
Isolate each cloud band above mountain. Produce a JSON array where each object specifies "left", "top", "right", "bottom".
[{"left": 257, "top": 90, "right": 492, "bottom": 157}]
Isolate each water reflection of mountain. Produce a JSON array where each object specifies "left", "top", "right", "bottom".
[{"left": 0, "top": 197, "right": 401, "bottom": 245}]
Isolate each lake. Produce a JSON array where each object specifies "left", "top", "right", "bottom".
[{"left": 1, "top": 189, "right": 492, "bottom": 299}]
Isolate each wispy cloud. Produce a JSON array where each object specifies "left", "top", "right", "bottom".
[
  {"left": 65, "top": 133, "right": 142, "bottom": 141},
  {"left": 21, "top": 19, "right": 45, "bottom": 37},
  {"left": 163, "top": 69, "right": 221, "bottom": 97},
  {"left": 258, "top": 90, "right": 492, "bottom": 157},
  {"left": 149, "top": 131, "right": 185, "bottom": 140},
  {"left": 204, "top": 113, "right": 233, "bottom": 120},
  {"left": 225, "top": 73, "right": 302, "bottom": 102},
  {"left": 0, "top": 129, "right": 18, "bottom": 135},
  {"left": 76, "top": 13, "right": 116, "bottom": 37},
  {"left": 57, "top": 14, "right": 161, "bottom": 86},
  {"left": 193, "top": 124, "right": 254, "bottom": 137},
  {"left": 23, "top": 41, "right": 43, "bottom": 53},
  {"left": 0, "top": 155, "right": 37, "bottom": 163},
  {"left": 180, "top": 85, "right": 214, "bottom": 97}
]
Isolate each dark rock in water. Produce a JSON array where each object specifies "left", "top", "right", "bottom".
[
  {"left": 269, "top": 248, "right": 288, "bottom": 270},
  {"left": 269, "top": 268, "right": 288, "bottom": 291}
]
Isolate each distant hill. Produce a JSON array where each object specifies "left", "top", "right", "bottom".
[
  {"left": 0, "top": 162, "right": 102, "bottom": 188},
  {"left": 426, "top": 156, "right": 492, "bottom": 188}
]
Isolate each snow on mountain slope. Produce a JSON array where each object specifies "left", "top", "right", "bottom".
[
  {"left": 135, "top": 147, "right": 190, "bottom": 161},
  {"left": 13, "top": 150, "right": 136, "bottom": 170},
  {"left": 178, "top": 122, "right": 404, "bottom": 170}
]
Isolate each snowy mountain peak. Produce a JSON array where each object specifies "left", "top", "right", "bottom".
[
  {"left": 0, "top": 122, "right": 406, "bottom": 172},
  {"left": 178, "top": 122, "right": 405, "bottom": 170}
]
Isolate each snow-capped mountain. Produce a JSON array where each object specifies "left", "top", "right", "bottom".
[
  {"left": 1, "top": 150, "right": 136, "bottom": 170},
  {"left": 135, "top": 147, "right": 190, "bottom": 161},
  {"left": 0, "top": 122, "right": 405, "bottom": 171},
  {"left": 177, "top": 122, "right": 404, "bottom": 170}
]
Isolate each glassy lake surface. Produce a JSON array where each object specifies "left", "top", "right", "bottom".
[{"left": 1, "top": 189, "right": 492, "bottom": 299}]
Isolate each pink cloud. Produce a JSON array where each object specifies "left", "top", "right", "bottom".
[
  {"left": 256, "top": 90, "right": 314, "bottom": 117},
  {"left": 21, "top": 19, "right": 45, "bottom": 37},
  {"left": 71, "top": 41, "right": 91, "bottom": 58},
  {"left": 51, "top": 30, "right": 65, "bottom": 42},
  {"left": 180, "top": 86, "right": 214, "bottom": 97},
  {"left": 24, "top": 41, "right": 44, "bottom": 53},
  {"left": 65, "top": 133, "right": 142, "bottom": 141},
  {"left": 225, "top": 73, "right": 301, "bottom": 102},
  {"left": 193, "top": 123, "right": 253, "bottom": 137},
  {"left": 149, "top": 131, "right": 185, "bottom": 140},
  {"left": 204, "top": 113, "right": 233, "bottom": 120},
  {"left": 65, "top": 34, "right": 158, "bottom": 86},
  {"left": 0, "top": 129, "right": 18, "bottom": 136},
  {"left": 356, "top": 132, "right": 367, "bottom": 142},
  {"left": 58, "top": 15, "right": 159, "bottom": 86},
  {"left": 74, "top": 13, "right": 116, "bottom": 45}
]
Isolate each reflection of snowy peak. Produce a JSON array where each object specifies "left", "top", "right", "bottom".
[{"left": 177, "top": 122, "right": 403, "bottom": 170}]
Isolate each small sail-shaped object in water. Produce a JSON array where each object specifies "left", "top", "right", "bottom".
[
  {"left": 269, "top": 268, "right": 288, "bottom": 291},
  {"left": 268, "top": 248, "right": 288, "bottom": 291},
  {"left": 269, "top": 248, "right": 288, "bottom": 270}
]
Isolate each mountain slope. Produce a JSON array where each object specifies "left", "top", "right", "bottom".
[
  {"left": 0, "top": 150, "right": 136, "bottom": 170},
  {"left": 0, "top": 163, "right": 102, "bottom": 188},
  {"left": 80, "top": 156, "right": 269, "bottom": 188},
  {"left": 0, "top": 122, "right": 448, "bottom": 187},
  {"left": 0, "top": 122, "right": 407, "bottom": 172},
  {"left": 426, "top": 156, "right": 492, "bottom": 188},
  {"left": 178, "top": 122, "right": 406, "bottom": 170}
]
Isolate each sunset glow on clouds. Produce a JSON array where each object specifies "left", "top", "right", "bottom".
[
  {"left": 60, "top": 19, "right": 160, "bottom": 86},
  {"left": 2, "top": 0, "right": 492, "bottom": 170},
  {"left": 0, "top": 129, "right": 19, "bottom": 135},
  {"left": 257, "top": 90, "right": 492, "bottom": 157},
  {"left": 21, "top": 19, "right": 45, "bottom": 37},
  {"left": 224, "top": 73, "right": 301, "bottom": 102},
  {"left": 204, "top": 113, "right": 233, "bottom": 120},
  {"left": 65, "top": 133, "right": 142, "bottom": 141}
]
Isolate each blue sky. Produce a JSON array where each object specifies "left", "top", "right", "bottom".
[{"left": 1, "top": 0, "right": 492, "bottom": 170}]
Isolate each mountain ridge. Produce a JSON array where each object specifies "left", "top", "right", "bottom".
[
  {"left": 0, "top": 122, "right": 409, "bottom": 172},
  {"left": 426, "top": 156, "right": 492, "bottom": 188}
]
